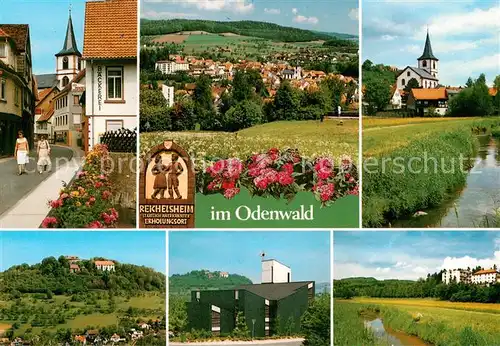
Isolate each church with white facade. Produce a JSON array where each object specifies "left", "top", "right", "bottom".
[{"left": 396, "top": 31, "right": 439, "bottom": 91}]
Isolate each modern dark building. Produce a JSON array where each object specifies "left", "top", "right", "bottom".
[{"left": 187, "top": 259, "right": 315, "bottom": 337}]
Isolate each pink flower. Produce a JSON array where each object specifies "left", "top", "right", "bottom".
[
  {"left": 348, "top": 185, "right": 359, "bottom": 196},
  {"left": 261, "top": 168, "right": 279, "bottom": 184},
  {"left": 77, "top": 171, "right": 86, "bottom": 178},
  {"left": 87, "top": 221, "right": 104, "bottom": 228},
  {"left": 41, "top": 216, "right": 58, "bottom": 228},
  {"left": 101, "top": 211, "right": 118, "bottom": 225},
  {"left": 49, "top": 199, "right": 63, "bottom": 209},
  {"left": 102, "top": 190, "right": 112, "bottom": 200},
  {"left": 60, "top": 193, "right": 70, "bottom": 200},
  {"left": 268, "top": 148, "right": 279, "bottom": 161},
  {"left": 254, "top": 176, "right": 269, "bottom": 190},
  {"left": 95, "top": 181, "right": 103, "bottom": 188},
  {"left": 315, "top": 158, "right": 333, "bottom": 180},
  {"left": 211, "top": 160, "right": 227, "bottom": 175},
  {"left": 226, "top": 159, "right": 243, "bottom": 179},
  {"left": 207, "top": 181, "right": 218, "bottom": 191},
  {"left": 99, "top": 174, "right": 107, "bottom": 180},
  {"left": 278, "top": 171, "right": 294, "bottom": 186},
  {"left": 248, "top": 167, "right": 261, "bottom": 177},
  {"left": 223, "top": 188, "right": 240, "bottom": 199},
  {"left": 313, "top": 181, "right": 335, "bottom": 202}
]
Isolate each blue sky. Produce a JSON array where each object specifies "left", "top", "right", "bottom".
[
  {"left": 169, "top": 231, "right": 331, "bottom": 283},
  {"left": 0, "top": 231, "right": 166, "bottom": 273},
  {"left": 334, "top": 231, "right": 500, "bottom": 281},
  {"left": 141, "top": 0, "right": 359, "bottom": 36},
  {"left": 362, "top": 0, "right": 500, "bottom": 86},
  {"left": 0, "top": 0, "right": 86, "bottom": 75}
]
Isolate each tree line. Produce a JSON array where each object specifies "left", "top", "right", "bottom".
[
  {"left": 334, "top": 273, "right": 500, "bottom": 303},
  {"left": 141, "top": 19, "right": 343, "bottom": 43},
  {"left": 1, "top": 256, "right": 166, "bottom": 295}
]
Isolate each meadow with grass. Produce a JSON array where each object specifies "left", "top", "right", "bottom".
[
  {"left": 140, "top": 119, "right": 358, "bottom": 163},
  {"left": 335, "top": 299, "right": 500, "bottom": 346},
  {"left": 362, "top": 116, "right": 500, "bottom": 227}
]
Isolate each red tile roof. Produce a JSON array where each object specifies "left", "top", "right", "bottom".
[
  {"left": 411, "top": 87, "right": 447, "bottom": 100},
  {"left": 95, "top": 260, "right": 114, "bottom": 266},
  {"left": 0, "top": 28, "right": 9, "bottom": 37},
  {"left": 83, "top": 0, "right": 137, "bottom": 59},
  {"left": 473, "top": 269, "right": 499, "bottom": 275},
  {"left": 0, "top": 24, "right": 29, "bottom": 52},
  {"left": 37, "top": 88, "right": 54, "bottom": 102},
  {"left": 489, "top": 88, "right": 497, "bottom": 97},
  {"left": 37, "top": 107, "right": 54, "bottom": 122}
]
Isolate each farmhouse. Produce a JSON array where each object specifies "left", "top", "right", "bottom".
[
  {"left": 187, "top": 258, "right": 314, "bottom": 337},
  {"left": 94, "top": 260, "right": 115, "bottom": 271},
  {"left": 396, "top": 30, "right": 439, "bottom": 90},
  {"left": 407, "top": 87, "right": 448, "bottom": 116}
]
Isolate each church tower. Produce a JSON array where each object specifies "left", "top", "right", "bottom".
[
  {"left": 55, "top": 10, "right": 82, "bottom": 89},
  {"left": 417, "top": 30, "right": 439, "bottom": 79}
]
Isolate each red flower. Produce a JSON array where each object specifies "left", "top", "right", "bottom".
[
  {"left": 87, "top": 221, "right": 104, "bottom": 228},
  {"left": 281, "top": 163, "right": 294, "bottom": 175},
  {"left": 95, "top": 181, "right": 103, "bottom": 189},
  {"left": 211, "top": 160, "right": 227, "bottom": 174},
  {"left": 278, "top": 171, "right": 294, "bottom": 186},
  {"left": 102, "top": 190, "right": 112, "bottom": 200},
  {"left": 41, "top": 216, "right": 58, "bottom": 228},
  {"left": 223, "top": 188, "right": 240, "bottom": 199},
  {"left": 222, "top": 180, "right": 236, "bottom": 190},
  {"left": 248, "top": 167, "right": 261, "bottom": 177}
]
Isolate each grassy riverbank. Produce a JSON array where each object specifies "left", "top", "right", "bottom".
[
  {"left": 362, "top": 117, "right": 500, "bottom": 227},
  {"left": 335, "top": 299, "right": 500, "bottom": 346}
]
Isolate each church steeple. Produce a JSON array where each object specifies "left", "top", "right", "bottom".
[
  {"left": 56, "top": 10, "right": 81, "bottom": 57},
  {"left": 418, "top": 29, "right": 438, "bottom": 61}
]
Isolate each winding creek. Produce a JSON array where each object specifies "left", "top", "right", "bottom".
[
  {"left": 394, "top": 135, "right": 500, "bottom": 228},
  {"left": 363, "top": 316, "right": 429, "bottom": 346}
]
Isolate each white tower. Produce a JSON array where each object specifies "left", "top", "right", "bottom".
[
  {"left": 417, "top": 29, "right": 439, "bottom": 79},
  {"left": 55, "top": 9, "right": 82, "bottom": 89},
  {"left": 261, "top": 258, "right": 291, "bottom": 284}
]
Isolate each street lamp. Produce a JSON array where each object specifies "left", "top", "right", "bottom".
[{"left": 252, "top": 319, "right": 256, "bottom": 340}]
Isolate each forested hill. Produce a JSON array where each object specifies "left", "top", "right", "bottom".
[
  {"left": 1, "top": 256, "right": 166, "bottom": 294},
  {"left": 169, "top": 270, "right": 252, "bottom": 294},
  {"left": 141, "top": 19, "right": 353, "bottom": 42}
]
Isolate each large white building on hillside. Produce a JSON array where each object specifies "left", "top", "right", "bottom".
[
  {"left": 442, "top": 269, "right": 471, "bottom": 284},
  {"left": 443, "top": 268, "right": 500, "bottom": 286},
  {"left": 396, "top": 31, "right": 439, "bottom": 91}
]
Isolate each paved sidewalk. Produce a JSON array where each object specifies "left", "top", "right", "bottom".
[{"left": 0, "top": 146, "right": 84, "bottom": 228}]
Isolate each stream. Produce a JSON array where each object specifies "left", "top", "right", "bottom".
[
  {"left": 394, "top": 135, "right": 500, "bottom": 228},
  {"left": 364, "top": 317, "right": 428, "bottom": 346}
]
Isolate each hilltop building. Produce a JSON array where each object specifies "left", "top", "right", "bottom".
[
  {"left": 187, "top": 258, "right": 314, "bottom": 337},
  {"left": 83, "top": 0, "right": 137, "bottom": 150},
  {"left": 0, "top": 24, "right": 36, "bottom": 156},
  {"left": 94, "top": 260, "right": 115, "bottom": 271},
  {"left": 396, "top": 30, "right": 439, "bottom": 91},
  {"left": 442, "top": 268, "right": 500, "bottom": 286}
]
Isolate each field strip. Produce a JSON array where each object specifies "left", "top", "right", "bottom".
[{"left": 344, "top": 298, "right": 500, "bottom": 315}]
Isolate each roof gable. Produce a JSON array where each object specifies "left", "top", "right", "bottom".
[
  {"left": 0, "top": 24, "right": 29, "bottom": 52},
  {"left": 83, "top": 0, "right": 137, "bottom": 59},
  {"left": 56, "top": 14, "right": 81, "bottom": 57},
  {"left": 411, "top": 87, "right": 447, "bottom": 100},
  {"left": 418, "top": 31, "right": 438, "bottom": 61}
]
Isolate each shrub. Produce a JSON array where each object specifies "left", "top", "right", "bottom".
[{"left": 42, "top": 144, "right": 119, "bottom": 228}]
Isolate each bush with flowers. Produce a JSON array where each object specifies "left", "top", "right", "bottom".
[
  {"left": 42, "top": 144, "right": 119, "bottom": 228},
  {"left": 197, "top": 148, "right": 358, "bottom": 206}
]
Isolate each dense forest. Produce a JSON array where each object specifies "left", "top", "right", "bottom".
[
  {"left": 169, "top": 270, "right": 252, "bottom": 295},
  {"left": 334, "top": 274, "right": 500, "bottom": 303},
  {"left": 1, "top": 256, "right": 166, "bottom": 295},
  {"left": 140, "top": 19, "right": 354, "bottom": 43}
]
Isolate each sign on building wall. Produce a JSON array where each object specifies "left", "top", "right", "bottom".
[
  {"left": 96, "top": 65, "right": 103, "bottom": 111},
  {"left": 72, "top": 83, "right": 85, "bottom": 93},
  {"left": 139, "top": 140, "right": 195, "bottom": 228}
]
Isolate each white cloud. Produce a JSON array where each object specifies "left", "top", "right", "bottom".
[
  {"left": 292, "top": 8, "right": 298, "bottom": 15},
  {"left": 413, "top": 6, "right": 500, "bottom": 39},
  {"left": 348, "top": 8, "right": 359, "bottom": 21},
  {"left": 381, "top": 34, "right": 397, "bottom": 41},
  {"left": 440, "top": 250, "right": 500, "bottom": 271},
  {"left": 264, "top": 8, "right": 280, "bottom": 15},
  {"left": 142, "top": 10, "right": 199, "bottom": 19},
  {"left": 146, "top": 0, "right": 254, "bottom": 14},
  {"left": 293, "top": 15, "right": 319, "bottom": 25},
  {"left": 440, "top": 54, "right": 500, "bottom": 86},
  {"left": 376, "top": 267, "right": 391, "bottom": 273},
  {"left": 400, "top": 44, "right": 420, "bottom": 54}
]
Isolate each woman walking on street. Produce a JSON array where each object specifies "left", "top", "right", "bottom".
[
  {"left": 37, "top": 135, "right": 51, "bottom": 174},
  {"left": 14, "top": 130, "right": 29, "bottom": 175}
]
